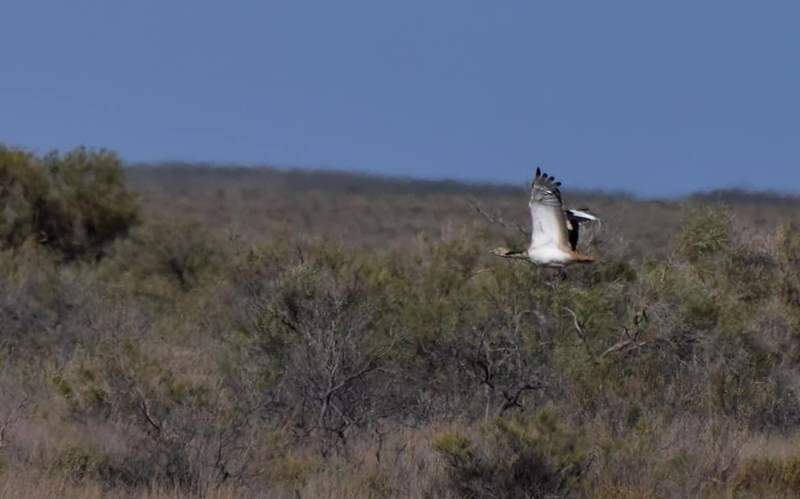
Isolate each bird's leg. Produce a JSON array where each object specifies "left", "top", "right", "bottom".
[{"left": 559, "top": 269, "right": 568, "bottom": 281}]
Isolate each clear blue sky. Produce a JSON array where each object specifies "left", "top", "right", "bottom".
[{"left": 2, "top": 1, "right": 799, "bottom": 196}]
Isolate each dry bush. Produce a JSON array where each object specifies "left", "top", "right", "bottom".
[
  {"left": 45, "top": 313, "right": 260, "bottom": 495},
  {"left": 226, "top": 243, "right": 399, "bottom": 453}
]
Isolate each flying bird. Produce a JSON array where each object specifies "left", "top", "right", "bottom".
[{"left": 492, "top": 168, "right": 598, "bottom": 267}]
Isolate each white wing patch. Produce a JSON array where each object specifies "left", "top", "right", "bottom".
[
  {"left": 564, "top": 209, "right": 598, "bottom": 223},
  {"left": 530, "top": 203, "right": 568, "bottom": 249},
  {"left": 528, "top": 168, "right": 571, "bottom": 252}
]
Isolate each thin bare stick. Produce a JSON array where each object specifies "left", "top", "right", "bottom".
[
  {"left": 468, "top": 199, "right": 529, "bottom": 239},
  {"left": 601, "top": 339, "right": 651, "bottom": 358},
  {"left": 0, "top": 397, "right": 31, "bottom": 450},
  {"left": 564, "top": 307, "right": 597, "bottom": 364}
]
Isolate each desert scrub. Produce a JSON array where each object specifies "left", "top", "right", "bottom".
[{"left": 5, "top": 146, "right": 800, "bottom": 497}]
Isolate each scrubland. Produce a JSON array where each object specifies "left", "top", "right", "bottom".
[{"left": 2, "top": 145, "right": 800, "bottom": 498}]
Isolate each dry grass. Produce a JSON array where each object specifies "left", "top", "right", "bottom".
[{"left": 0, "top": 425, "right": 455, "bottom": 499}]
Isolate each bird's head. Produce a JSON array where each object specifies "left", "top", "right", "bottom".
[{"left": 491, "top": 247, "right": 527, "bottom": 259}]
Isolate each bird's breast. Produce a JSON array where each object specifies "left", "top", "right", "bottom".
[{"left": 527, "top": 245, "right": 573, "bottom": 266}]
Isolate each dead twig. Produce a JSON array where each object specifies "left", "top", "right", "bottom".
[
  {"left": 500, "top": 382, "right": 546, "bottom": 415},
  {"left": 0, "top": 397, "right": 32, "bottom": 450},
  {"left": 469, "top": 199, "right": 529, "bottom": 239},
  {"left": 564, "top": 307, "right": 597, "bottom": 365},
  {"left": 602, "top": 309, "right": 651, "bottom": 358},
  {"left": 601, "top": 339, "right": 652, "bottom": 358}
]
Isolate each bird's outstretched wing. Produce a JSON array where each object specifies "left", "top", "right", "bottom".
[
  {"left": 529, "top": 168, "right": 570, "bottom": 251},
  {"left": 565, "top": 209, "right": 599, "bottom": 251}
]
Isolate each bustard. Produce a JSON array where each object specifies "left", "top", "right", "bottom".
[{"left": 492, "top": 168, "right": 598, "bottom": 267}]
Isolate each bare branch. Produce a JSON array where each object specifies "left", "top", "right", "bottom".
[
  {"left": 468, "top": 199, "right": 529, "bottom": 239},
  {"left": 135, "top": 388, "right": 162, "bottom": 436},
  {"left": 0, "top": 397, "right": 31, "bottom": 450},
  {"left": 564, "top": 307, "right": 598, "bottom": 365},
  {"left": 601, "top": 339, "right": 652, "bottom": 358}
]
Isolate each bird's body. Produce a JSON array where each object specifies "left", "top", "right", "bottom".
[{"left": 492, "top": 168, "right": 598, "bottom": 267}]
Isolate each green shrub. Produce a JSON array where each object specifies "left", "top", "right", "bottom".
[
  {"left": 0, "top": 145, "right": 138, "bottom": 260},
  {"left": 735, "top": 455, "right": 800, "bottom": 495},
  {"left": 433, "top": 431, "right": 475, "bottom": 463},
  {"left": 433, "top": 411, "right": 586, "bottom": 499},
  {"left": 677, "top": 206, "right": 732, "bottom": 265},
  {"left": 775, "top": 223, "right": 800, "bottom": 307},
  {"left": 0, "top": 146, "right": 49, "bottom": 247},
  {"left": 53, "top": 445, "right": 114, "bottom": 483},
  {"left": 101, "top": 221, "right": 225, "bottom": 296}
]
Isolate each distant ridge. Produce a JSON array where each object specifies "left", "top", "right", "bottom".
[
  {"left": 690, "top": 188, "right": 800, "bottom": 205},
  {"left": 126, "top": 162, "right": 799, "bottom": 204},
  {"left": 126, "top": 162, "right": 523, "bottom": 197}
]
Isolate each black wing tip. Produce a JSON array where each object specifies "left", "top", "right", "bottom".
[{"left": 533, "top": 167, "right": 563, "bottom": 194}]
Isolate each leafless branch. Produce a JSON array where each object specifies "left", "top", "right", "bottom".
[
  {"left": 469, "top": 199, "right": 529, "bottom": 239},
  {"left": 602, "top": 309, "right": 652, "bottom": 359},
  {"left": 0, "top": 397, "right": 31, "bottom": 450},
  {"left": 500, "top": 382, "right": 545, "bottom": 415},
  {"left": 136, "top": 388, "right": 162, "bottom": 436},
  {"left": 600, "top": 339, "right": 652, "bottom": 358},
  {"left": 564, "top": 307, "right": 597, "bottom": 365}
]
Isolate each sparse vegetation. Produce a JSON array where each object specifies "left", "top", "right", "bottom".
[{"left": 2, "top": 143, "right": 800, "bottom": 497}]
